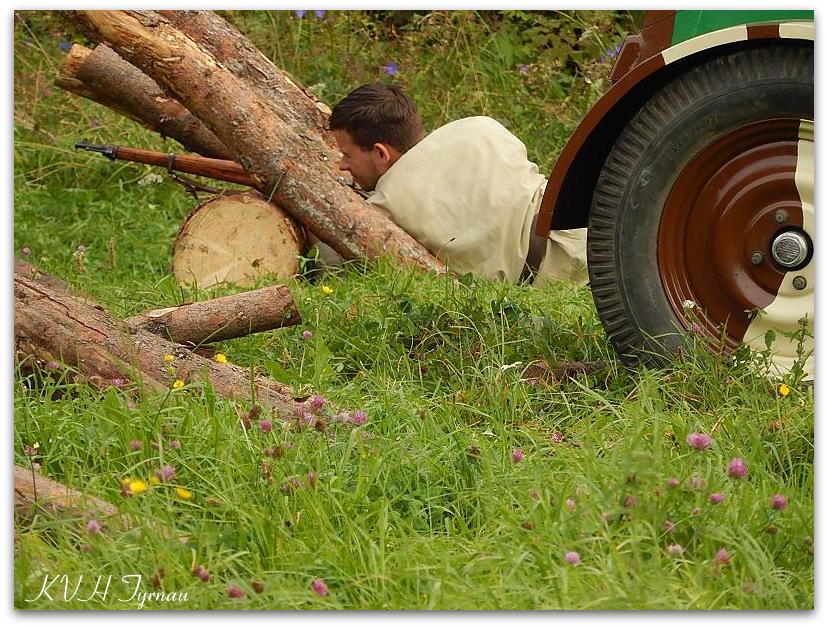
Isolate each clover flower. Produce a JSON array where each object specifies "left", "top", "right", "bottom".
[
  {"left": 663, "top": 520, "right": 676, "bottom": 534},
  {"left": 44, "top": 360, "right": 60, "bottom": 371},
  {"left": 21, "top": 246, "right": 31, "bottom": 257},
  {"left": 770, "top": 494, "right": 788, "bottom": 511},
  {"left": 170, "top": 439, "right": 181, "bottom": 449},
  {"left": 351, "top": 410, "right": 367, "bottom": 425},
  {"left": 728, "top": 458, "right": 748, "bottom": 479},
  {"left": 129, "top": 439, "right": 142, "bottom": 451},
  {"left": 709, "top": 492, "right": 725, "bottom": 505},
  {"left": 714, "top": 548, "right": 730, "bottom": 565},
  {"left": 156, "top": 464, "right": 175, "bottom": 483},
  {"left": 667, "top": 477, "right": 680, "bottom": 489},
  {"left": 564, "top": 551, "right": 581, "bottom": 566},
  {"left": 311, "top": 578, "right": 329, "bottom": 596},
  {"left": 86, "top": 519, "right": 102, "bottom": 535},
  {"left": 512, "top": 448, "right": 524, "bottom": 463},
  {"left": 307, "top": 471, "right": 319, "bottom": 488},
  {"left": 667, "top": 544, "right": 684, "bottom": 557},
  {"left": 302, "top": 330, "right": 313, "bottom": 340},
  {"left": 260, "top": 419, "right": 273, "bottom": 433},
  {"left": 686, "top": 432, "right": 713, "bottom": 450},
  {"left": 228, "top": 584, "right": 246, "bottom": 598}
]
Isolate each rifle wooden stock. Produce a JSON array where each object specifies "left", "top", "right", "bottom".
[{"left": 111, "top": 146, "right": 257, "bottom": 187}]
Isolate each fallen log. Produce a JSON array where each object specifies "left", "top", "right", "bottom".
[
  {"left": 14, "top": 464, "right": 119, "bottom": 523},
  {"left": 67, "top": 10, "right": 444, "bottom": 273},
  {"left": 56, "top": 43, "right": 230, "bottom": 159},
  {"left": 126, "top": 281, "right": 302, "bottom": 344},
  {"left": 170, "top": 191, "right": 306, "bottom": 289},
  {"left": 14, "top": 465, "right": 186, "bottom": 545},
  {"left": 14, "top": 273, "right": 296, "bottom": 413},
  {"left": 158, "top": 10, "right": 333, "bottom": 145}
]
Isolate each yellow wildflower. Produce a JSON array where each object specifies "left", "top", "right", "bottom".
[
  {"left": 175, "top": 486, "right": 193, "bottom": 500},
  {"left": 149, "top": 475, "right": 161, "bottom": 485},
  {"left": 164, "top": 354, "right": 175, "bottom": 363},
  {"left": 321, "top": 285, "right": 333, "bottom": 296},
  {"left": 172, "top": 379, "right": 185, "bottom": 389},
  {"left": 128, "top": 479, "right": 148, "bottom": 495},
  {"left": 778, "top": 383, "right": 791, "bottom": 397},
  {"left": 215, "top": 353, "right": 228, "bottom": 364}
]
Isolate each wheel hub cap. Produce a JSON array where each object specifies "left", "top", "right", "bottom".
[{"left": 771, "top": 229, "right": 810, "bottom": 268}]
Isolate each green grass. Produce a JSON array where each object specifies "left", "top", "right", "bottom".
[{"left": 13, "top": 10, "right": 813, "bottom": 610}]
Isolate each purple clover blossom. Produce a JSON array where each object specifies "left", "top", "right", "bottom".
[
  {"left": 302, "top": 330, "right": 313, "bottom": 340},
  {"left": 686, "top": 432, "right": 713, "bottom": 451},
  {"left": 260, "top": 419, "right": 273, "bottom": 433},
  {"left": 314, "top": 10, "right": 326, "bottom": 19},
  {"left": 169, "top": 439, "right": 181, "bottom": 449},
  {"left": 512, "top": 448, "right": 524, "bottom": 463},
  {"left": 44, "top": 360, "right": 60, "bottom": 371},
  {"left": 728, "top": 458, "right": 748, "bottom": 479},
  {"left": 709, "top": 492, "right": 725, "bottom": 505},
  {"left": 663, "top": 520, "right": 676, "bottom": 534},
  {"left": 382, "top": 62, "right": 398, "bottom": 76},
  {"left": 309, "top": 395, "right": 326, "bottom": 412},
  {"left": 351, "top": 410, "right": 367, "bottom": 425},
  {"left": 127, "top": 401, "right": 138, "bottom": 411},
  {"left": 770, "top": 494, "right": 788, "bottom": 510},
  {"left": 311, "top": 578, "right": 329, "bottom": 596},
  {"left": 24, "top": 445, "right": 37, "bottom": 457},
  {"left": 667, "top": 543, "right": 684, "bottom": 557},
  {"left": 156, "top": 464, "right": 175, "bottom": 482},
  {"left": 667, "top": 477, "right": 680, "bottom": 489},
  {"left": 129, "top": 439, "right": 142, "bottom": 451},
  {"left": 86, "top": 519, "right": 102, "bottom": 535},
  {"left": 111, "top": 377, "right": 126, "bottom": 388},
  {"left": 21, "top": 246, "right": 31, "bottom": 257},
  {"left": 294, "top": 10, "right": 306, "bottom": 19},
  {"left": 227, "top": 584, "right": 246, "bottom": 598},
  {"left": 714, "top": 548, "right": 731, "bottom": 565},
  {"left": 550, "top": 431, "right": 565, "bottom": 443},
  {"left": 307, "top": 471, "right": 319, "bottom": 488},
  {"left": 564, "top": 551, "right": 581, "bottom": 566},
  {"left": 59, "top": 40, "right": 71, "bottom": 53}
]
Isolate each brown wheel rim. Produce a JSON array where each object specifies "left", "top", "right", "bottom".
[{"left": 658, "top": 118, "right": 814, "bottom": 373}]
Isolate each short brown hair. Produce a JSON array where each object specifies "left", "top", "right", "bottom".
[{"left": 329, "top": 83, "right": 424, "bottom": 153}]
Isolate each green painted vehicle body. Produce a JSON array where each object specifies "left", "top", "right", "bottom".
[{"left": 671, "top": 10, "right": 813, "bottom": 44}]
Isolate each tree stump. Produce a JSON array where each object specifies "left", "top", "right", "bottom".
[{"left": 172, "top": 191, "right": 305, "bottom": 288}]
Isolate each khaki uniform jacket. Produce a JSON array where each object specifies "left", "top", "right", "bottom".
[{"left": 368, "top": 116, "right": 588, "bottom": 285}]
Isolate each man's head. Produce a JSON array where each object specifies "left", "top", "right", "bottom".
[{"left": 329, "top": 83, "right": 424, "bottom": 191}]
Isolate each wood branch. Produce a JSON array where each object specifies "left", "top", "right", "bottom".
[
  {"left": 67, "top": 10, "right": 444, "bottom": 273},
  {"left": 56, "top": 43, "right": 231, "bottom": 159},
  {"left": 171, "top": 191, "right": 306, "bottom": 289},
  {"left": 126, "top": 283, "right": 301, "bottom": 345},
  {"left": 14, "top": 273, "right": 296, "bottom": 413},
  {"left": 158, "top": 10, "right": 333, "bottom": 145}
]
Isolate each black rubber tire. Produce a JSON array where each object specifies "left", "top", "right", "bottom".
[{"left": 587, "top": 44, "right": 814, "bottom": 365}]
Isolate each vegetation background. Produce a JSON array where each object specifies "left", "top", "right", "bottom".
[{"left": 13, "top": 10, "right": 814, "bottom": 610}]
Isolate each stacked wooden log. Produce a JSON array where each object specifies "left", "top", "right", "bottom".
[{"left": 56, "top": 10, "right": 444, "bottom": 281}]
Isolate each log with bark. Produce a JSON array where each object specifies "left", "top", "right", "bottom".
[
  {"left": 125, "top": 281, "right": 301, "bottom": 344},
  {"left": 14, "top": 272, "right": 296, "bottom": 413},
  {"left": 66, "top": 10, "right": 444, "bottom": 272},
  {"left": 57, "top": 43, "right": 231, "bottom": 160}
]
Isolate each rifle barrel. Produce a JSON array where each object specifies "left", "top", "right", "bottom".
[{"left": 75, "top": 142, "right": 257, "bottom": 188}]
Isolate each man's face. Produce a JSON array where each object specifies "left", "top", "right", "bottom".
[{"left": 332, "top": 129, "right": 387, "bottom": 192}]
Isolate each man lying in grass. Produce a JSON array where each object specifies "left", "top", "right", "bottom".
[{"left": 329, "top": 82, "right": 588, "bottom": 285}]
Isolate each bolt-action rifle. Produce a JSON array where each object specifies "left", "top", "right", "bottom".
[{"left": 75, "top": 141, "right": 258, "bottom": 188}]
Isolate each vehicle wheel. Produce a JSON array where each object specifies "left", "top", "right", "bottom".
[{"left": 587, "top": 44, "right": 813, "bottom": 377}]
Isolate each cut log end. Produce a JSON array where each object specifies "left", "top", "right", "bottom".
[{"left": 172, "top": 191, "right": 306, "bottom": 289}]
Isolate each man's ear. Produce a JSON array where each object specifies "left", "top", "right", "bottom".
[{"left": 372, "top": 142, "right": 401, "bottom": 167}]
